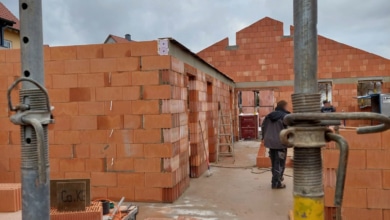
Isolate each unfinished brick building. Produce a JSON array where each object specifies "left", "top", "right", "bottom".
[{"left": 0, "top": 38, "right": 234, "bottom": 202}]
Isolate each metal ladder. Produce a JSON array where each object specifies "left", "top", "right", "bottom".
[{"left": 216, "top": 108, "right": 235, "bottom": 163}]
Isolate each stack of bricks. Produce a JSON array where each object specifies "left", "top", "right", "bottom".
[
  {"left": 323, "top": 128, "right": 390, "bottom": 219},
  {"left": 0, "top": 183, "right": 21, "bottom": 212},
  {"left": 50, "top": 201, "right": 102, "bottom": 220},
  {"left": 0, "top": 39, "right": 234, "bottom": 202}
]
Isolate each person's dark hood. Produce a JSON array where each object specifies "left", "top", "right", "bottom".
[{"left": 267, "top": 107, "right": 291, "bottom": 122}]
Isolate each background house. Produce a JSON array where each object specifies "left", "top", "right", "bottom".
[{"left": 0, "top": 2, "right": 20, "bottom": 49}]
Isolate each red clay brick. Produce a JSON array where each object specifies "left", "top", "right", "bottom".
[
  {"left": 134, "top": 129, "right": 162, "bottom": 144},
  {"left": 339, "top": 129, "right": 382, "bottom": 149},
  {"left": 342, "top": 208, "right": 383, "bottom": 220},
  {"left": 76, "top": 44, "right": 103, "bottom": 59},
  {"left": 0, "top": 132, "right": 9, "bottom": 145},
  {"left": 116, "top": 144, "right": 144, "bottom": 158},
  {"left": 345, "top": 170, "right": 382, "bottom": 188},
  {"left": 382, "top": 130, "right": 390, "bottom": 149},
  {"left": 45, "top": 61, "right": 65, "bottom": 74},
  {"left": 90, "top": 144, "right": 116, "bottom": 159},
  {"left": 86, "top": 159, "right": 105, "bottom": 172},
  {"left": 367, "top": 150, "right": 390, "bottom": 169},
  {"left": 384, "top": 170, "right": 390, "bottom": 189},
  {"left": 59, "top": 159, "right": 85, "bottom": 172},
  {"left": 64, "top": 172, "right": 91, "bottom": 179},
  {"left": 143, "top": 85, "right": 172, "bottom": 100},
  {"left": 9, "top": 158, "right": 20, "bottom": 172},
  {"left": 50, "top": 46, "right": 77, "bottom": 60},
  {"left": 108, "top": 130, "right": 134, "bottom": 145},
  {"left": 145, "top": 172, "right": 174, "bottom": 188},
  {"left": 50, "top": 158, "right": 60, "bottom": 173},
  {"left": 102, "top": 43, "right": 132, "bottom": 58},
  {"left": 95, "top": 87, "right": 123, "bottom": 101},
  {"left": 116, "top": 57, "right": 140, "bottom": 71},
  {"left": 52, "top": 74, "right": 78, "bottom": 88},
  {"left": 49, "top": 145, "right": 73, "bottom": 158},
  {"left": 123, "top": 115, "right": 142, "bottom": 129},
  {"left": 135, "top": 187, "right": 162, "bottom": 202},
  {"left": 0, "top": 172, "right": 15, "bottom": 182},
  {"left": 131, "top": 41, "right": 158, "bottom": 56},
  {"left": 134, "top": 158, "right": 161, "bottom": 172},
  {"left": 132, "top": 71, "right": 160, "bottom": 85},
  {"left": 78, "top": 73, "right": 106, "bottom": 87},
  {"left": 0, "top": 159, "right": 9, "bottom": 172},
  {"left": 0, "top": 188, "right": 18, "bottom": 212},
  {"left": 117, "top": 173, "right": 145, "bottom": 187},
  {"left": 9, "top": 131, "right": 20, "bottom": 145},
  {"left": 80, "top": 130, "right": 108, "bottom": 144},
  {"left": 108, "top": 187, "right": 135, "bottom": 201},
  {"left": 367, "top": 189, "right": 390, "bottom": 209},
  {"left": 64, "top": 59, "right": 90, "bottom": 73},
  {"left": 73, "top": 144, "right": 90, "bottom": 158},
  {"left": 103, "top": 101, "right": 132, "bottom": 115},
  {"left": 123, "top": 86, "right": 141, "bottom": 100},
  {"left": 343, "top": 188, "right": 367, "bottom": 208},
  {"left": 109, "top": 72, "right": 131, "bottom": 86},
  {"left": 144, "top": 114, "right": 172, "bottom": 129},
  {"left": 53, "top": 103, "right": 78, "bottom": 116},
  {"left": 144, "top": 143, "right": 173, "bottom": 158},
  {"left": 48, "top": 89, "right": 70, "bottom": 103},
  {"left": 91, "top": 187, "right": 107, "bottom": 199},
  {"left": 71, "top": 116, "right": 97, "bottom": 130},
  {"left": 97, "top": 115, "right": 123, "bottom": 129},
  {"left": 141, "top": 55, "right": 171, "bottom": 71},
  {"left": 50, "top": 116, "right": 71, "bottom": 131},
  {"left": 107, "top": 158, "right": 134, "bottom": 172},
  {"left": 78, "top": 102, "right": 105, "bottom": 115},
  {"left": 132, "top": 100, "right": 160, "bottom": 115},
  {"left": 91, "top": 172, "right": 117, "bottom": 187},
  {"left": 90, "top": 58, "right": 116, "bottom": 73},
  {"left": 54, "top": 131, "right": 80, "bottom": 144}
]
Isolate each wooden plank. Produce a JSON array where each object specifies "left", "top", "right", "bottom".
[
  {"left": 56, "top": 181, "right": 86, "bottom": 212},
  {"left": 50, "top": 179, "right": 90, "bottom": 208}
]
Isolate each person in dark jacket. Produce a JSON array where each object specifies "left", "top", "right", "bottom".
[
  {"left": 261, "top": 100, "right": 290, "bottom": 189},
  {"left": 321, "top": 100, "right": 336, "bottom": 112}
]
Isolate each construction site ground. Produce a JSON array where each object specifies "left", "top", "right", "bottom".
[{"left": 0, "top": 141, "right": 293, "bottom": 220}]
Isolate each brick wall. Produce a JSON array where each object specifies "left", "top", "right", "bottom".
[
  {"left": 323, "top": 129, "right": 390, "bottom": 219},
  {"left": 198, "top": 17, "right": 390, "bottom": 127},
  {"left": 0, "top": 40, "right": 233, "bottom": 202}
]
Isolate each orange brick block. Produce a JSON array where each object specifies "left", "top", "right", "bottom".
[
  {"left": 130, "top": 41, "right": 158, "bottom": 56},
  {"left": 78, "top": 102, "right": 105, "bottom": 116},
  {"left": 134, "top": 158, "right": 161, "bottom": 172},
  {"left": 123, "top": 86, "right": 141, "bottom": 100},
  {"left": 90, "top": 58, "right": 116, "bottom": 73},
  {"left": 78, "top": 73, "right": 106, "bottom": 87},
  {"left": 96, "top": 87, "right": 123, "bottom": 101},
  {"left": 107, "top": 158, "right": 134, "bottom": 172},
  {"left": 91, "top": 172, "right": 117, "bottom": 187},
  {"left": 342, "top": 208, "right": 383, "bottom": 220},
  {"left": 76, "top": 44, "right": 103, "bottom": 59},
  {"left": 50, "top": 201, "right": 102, "bottom": 220},
  {"left": 59, "top": 159, "right": 85, "bottom": 172},
  {"left": 117, "top": 173, "right": 145, "bottom": 187},
  {"left": 97, "top": 115, "right": 124, "bottom": 129},
  {"left": 141, "top": 55, "right": 171, "bottom": 71},
  {"left": 117, "top": 144, "right": 144, "bottom": 158},
  {"left": 0, "top": 184, "right": 21, "bottom": 212},
  {"left": 71, "top": 116, "right": 98, "bottom": 130},
  {"left": 116, "top": 57, "right": 140, "bottom": 71},
  {"left": 50, "top": 46, "right": 77, "bottom": 60},
  {"left": 85, "top": 159, "right": 105, "bottom": 172},
  {"left": 134, "top": 187, "right": 163, "bottom": 202},
  {"left": 144, "top": 114, "right": 172, "bottom": 129},
  {"left": 123, "top": 115, "right": 142, "bottom": 129},
  {"left": 64, "top": 59, "right": 90, "bottom": 74},
  {"left": 52, "top": 74, "right": 78, "bottom": 88},
  {"left": 345, "top": 170, "right": 382, "bottom": 189},
  {"left": 367, "top": 189, "right": 390, "bottom": 209},
  {"left": 132, "top": 71, "right": 160, "bottom": 85},
  {"left": 132, "top": 100, "right": 160, "bottom": 115},
  {"left": 145, "top": 172, "right": 174, "bottom": 188},
  {"left": 143, "top": 85, "right": 172, "bottom": 100},
  {"left": 134, "top": 129, "right": 162, "bottom": 144},
  {"left": 144, "top": 143, "right": 173, "bottom": 158},
  {"left": 108, "top": 187, "right": 135, "bottom": 201}
]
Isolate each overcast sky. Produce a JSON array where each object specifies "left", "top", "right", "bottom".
[{"left": 2, "top": 0, "right": 390, "bottom": 59}]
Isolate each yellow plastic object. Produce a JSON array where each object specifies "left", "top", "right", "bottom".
[{"left": 294, "top": 195, "right": 324, "bottom": 220}]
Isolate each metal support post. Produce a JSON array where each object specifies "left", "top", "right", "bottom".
[{"left": 7, "top": 1, "right": 53, "bottom": 219}]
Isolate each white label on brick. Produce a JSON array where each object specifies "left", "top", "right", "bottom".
[{"left": 158, "top": 39, "right": 169, "bottom": 55}]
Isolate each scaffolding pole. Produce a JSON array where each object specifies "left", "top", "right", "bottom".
[{"left": 7, "top": 1, "right": 53, "bottom": 219}]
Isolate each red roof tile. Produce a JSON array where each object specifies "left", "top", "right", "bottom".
[
  {"left": 0, "top": 2, "right": 20, "bottom": 30},
  {"left": 110, "top": 35, "right": 130, "bottom": 43}
]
